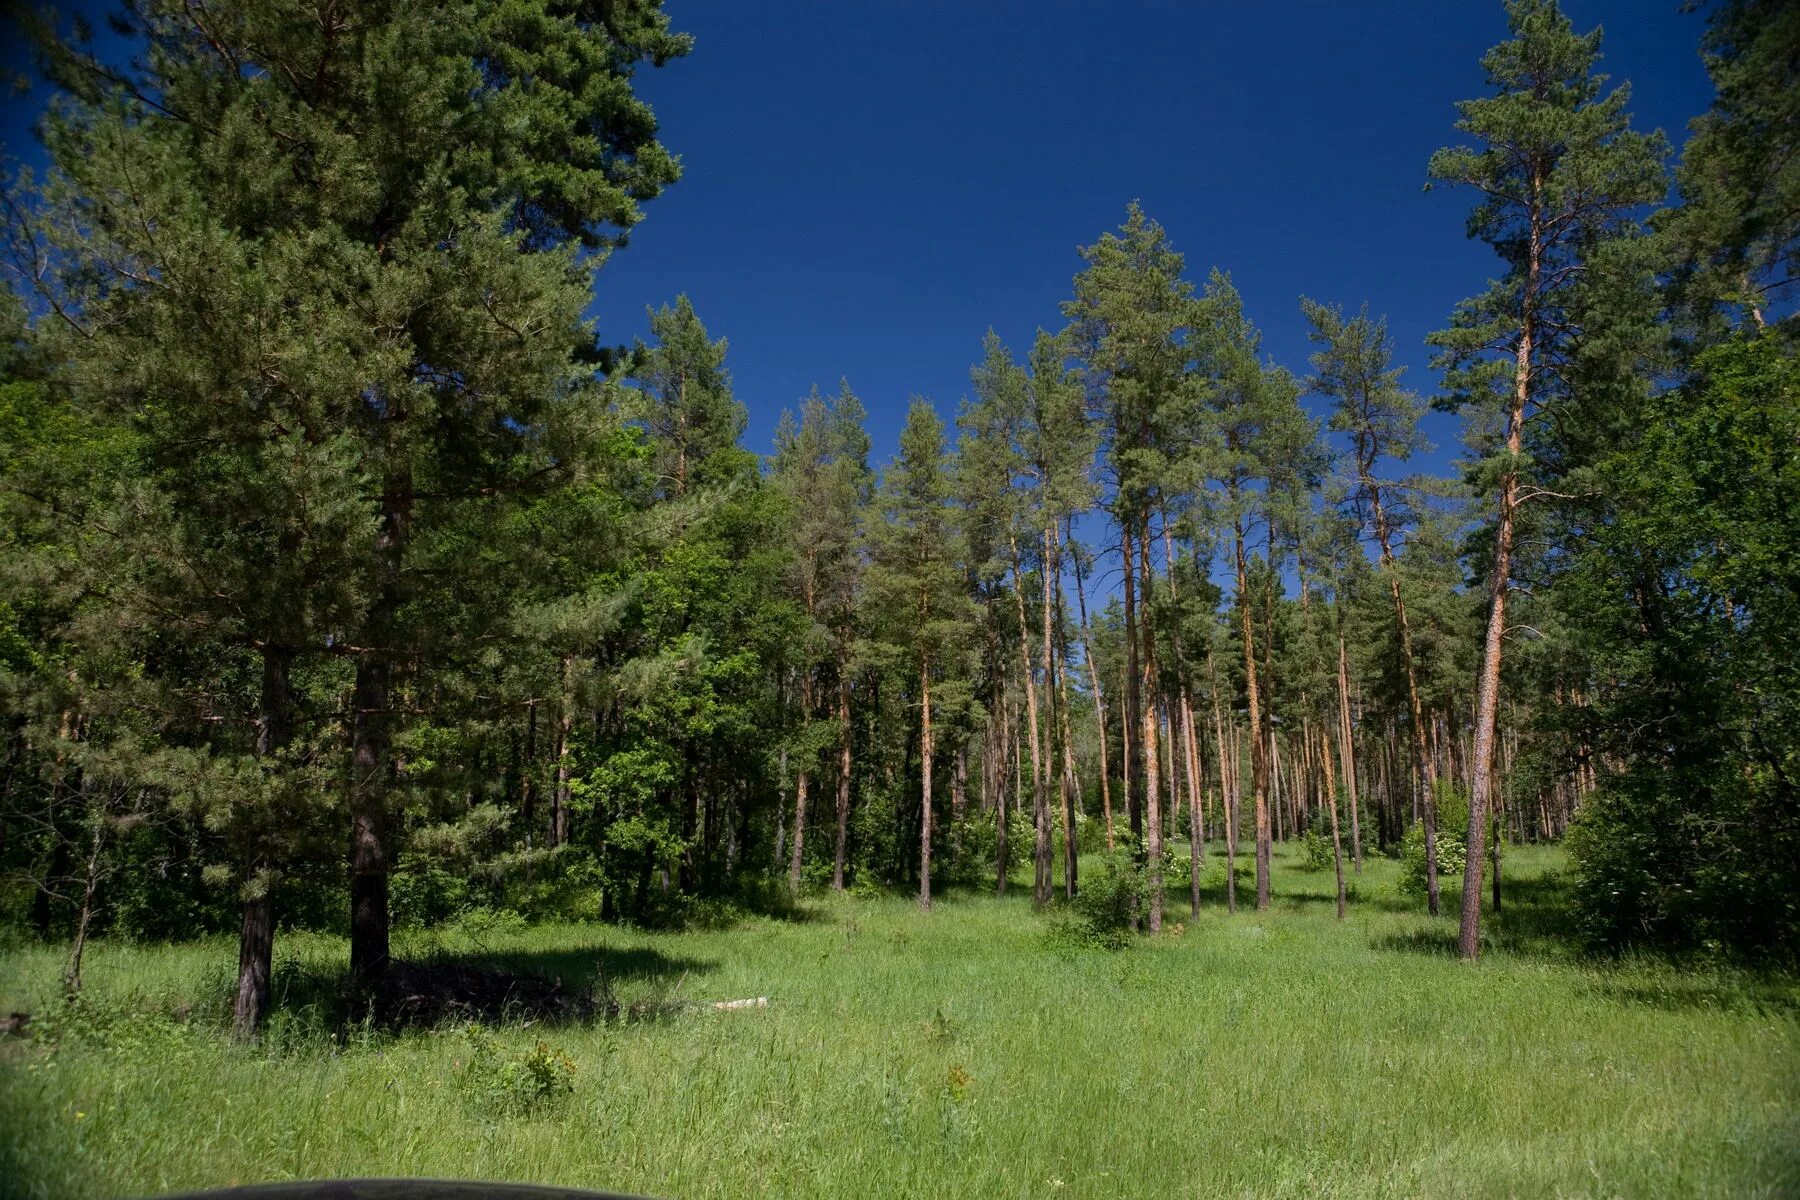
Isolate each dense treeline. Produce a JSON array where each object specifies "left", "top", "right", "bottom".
[{"left": 0, "top": 0, "right": 1793, "bottom": 1037}]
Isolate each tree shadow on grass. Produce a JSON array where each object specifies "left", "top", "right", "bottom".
[
  {"left": 266, "top": 941, "right": 716, "bottom": 1033},
  {"left": 1369, "top": 870, "right": 1585, "bottom": 962},
  {"left": 1595, "top": 972, "right": 1800, "bottom": 1017}
]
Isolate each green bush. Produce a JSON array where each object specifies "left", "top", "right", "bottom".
[
  {"left": 1397, "top": 821, "right": 1464, "bottom": 899},
  {"left": 1057, "top": 851, "right": 1145, "bottom": 950},
  {"left": 391, "top": 864, "right": 472, "bottom": 929},
  {"left": 452, "top": 1025, "right": 578, "bottom": 1117},
  {"left": 1299, "top": 829, "right": 1334, "bottom": 872}
]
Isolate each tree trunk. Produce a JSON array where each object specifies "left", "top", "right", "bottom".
[
  {"left": 1232, "top": 510, "right": 1271, "bottom": 910},
  {"left": 1007, "top": 535, "right": 1048, "bottom": 906},
  {"left": 1120, "top": 526, "right": 1142, "bottom": 841},
  {"left": 552, "top": 654, "right": 573, "bottom": 848},
  {"left": 234, "top": 647, "right": 293, "bottom": 1039},
  {"left": 1461, "top": 171, "right": 1539, "bottom": 961},
  {"left": 1210, "top": 661, "right": 1236, "bottom": 915},
  {"left": 1322, "top": 726, "right": 1346, "bottom": 920},
  {"left": 62, "top": 812, "right": 103, "bottom": 995},
  {"left": 1069, "top": 524, "right": 1114, "bottom": 851},
  {"left": 1335, "top": 629, "right": 1363, "bottom": 874},
  {"left": 1137, "top": 516, "right": 1164, "bottom": 932},
  {"left": 919, "top": 648, "right": 933, "bottom": 911},
  {"left": 996, "top": 687, "right": 1010, "bottom": 896},
  {"left": 789, "top": 769, "right": 809, "bottom": 892},
  {"left": 1036, "top": 527, "right": 1057, "bottom": 906},
  {"left": 834, "top": 670, "right": 852, "bottom": 891},
  {"left": 349, "top": 473, "right": 409, "bottom": 986}
]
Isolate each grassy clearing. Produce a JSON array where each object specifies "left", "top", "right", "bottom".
[{"left": 2, "top": 844, "right": 1796, "bottom": 1199}]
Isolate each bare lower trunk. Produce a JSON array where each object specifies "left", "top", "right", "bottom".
[
  {"left": 1138, "top": 518, "right": 1163, "bottom": 933},
  {"left": 1336, "top": 630, "right": 1363, "bottom": 874},
  {"left": 63, "top": 815, "right": 103, "bottom": 994},
  {"left": 919, "top": 652, "right": 934, "bottom": 911},
  {"left": 1233, "top": 510, "right": 1270, "bottom": 910},
  {"left": 349, "top": 648, "right": 393, "bottom": 986},
  {"left": 550, "top": 658, "right": 572, "bottom": 845},
  {"left": 1323, "top": 727, "right": 1346, "bottom": 920},
  {"left": 834, "top": 672, "right": 852, "bottom": 891},
  {"left": 350, "top": 477, "right": 409, "bottom": 986},
  {"left": 998, "top": 690, "right": 1014, "bottom": 896},
  {"left": 789, "top": 769, "right": 809, "bottom": 892},
  {"left": 1210, "top": 659, "right": 1237, "bottom": 915},
  {"left": 1008, "top": 536, "right": 1047, "bottom": 907},
  {"left": 1461, "top": 178, "right": 1537, "bottom": 960},
  {"left": 233, "top": 647, "right": 294, "bottom": 1039},
  {"left": 1120, "top": 526, "right": 1141, "bottom": 842},
  {"left": 1461, "top": 522, "right": 1512, "bottom": 957},
  {"left": 232, "top": 892, "right": 274, "bottom": 1037},
  {"left": 1069, "top": 525, "right": 1114, "bottom": 851}
]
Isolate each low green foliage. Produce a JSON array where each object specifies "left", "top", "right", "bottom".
[
  {"left": 1053, "top": 850, "right": 1145, "bottom": 950},
  {"left": 1299, "top": 829, "right": 1334, "bottom": 872},
  {"left": 1398, "top": 821, "right": 1466, "bottom": 899},
  {"left": 452, "top": 1026, "right": 579, "bottom": 1118}
]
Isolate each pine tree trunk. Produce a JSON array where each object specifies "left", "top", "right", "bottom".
[
  {"left": 1007, "top": 535, "right": 1048, "bottom": 905},
  {"left": 1322, "top": 726, "right": 1346, "bottom": 919},
  {"left": 63, "top": 811, "right": 102, "bottom": 995},
  {"left": 1053, "top": 628, "right": 1081, "bottom": 899},
  {"left": 1069, "top": 523, "right": 1114, "bottom": 851},
  {"left": 1138, "top": 516, "right": 1163, "bottom": 932},
  {"left": 1461, "top": 171, "right": 1539, "bottom": 961},
  {"left": 1233, "top": 511, "right": 1271, "bottom": 910},
  {"left": 996, "top": 688, "right": 1011, "bottom": 896},
  {"left": 1120, "top": 526, "right": 1142, "bottom": 841},
  {"left": 919, "top": 648, "right": 933, "bottom": 912},
  {"left": 834, "top": 671, "right": 852, "bottom": 891},
  {"left": 552, "top": 653, "right": 573, "bottom": 848},
  {"left": 1036, "top": 526, "right": 1057, "bottom": 906},
  {"left": 789, "top": 769, "right": 809, "bottom": 892},
  {"left": 1210, "top": 661, "right": 1236, "bottom": 915},
  {"left": 349, "top": 475, "right": 409, "bottom": 986},
  {"left": 234, "top": 647, "right": 293, "bottom": 1039},
  {"left": 1335, "top": 630, "right": 1363, "bottom": 874}
]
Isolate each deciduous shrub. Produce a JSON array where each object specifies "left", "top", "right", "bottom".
[
  {"left": 453, "top": 1025, "right": 578, "bottom": 1117},
  {"left": 1397, "top": 821, "right": 1464, "bottom": 899}
]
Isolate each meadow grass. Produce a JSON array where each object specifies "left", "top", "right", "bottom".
[{"left": 2, "top": 843, "right": 1795, "bottom": 1199}]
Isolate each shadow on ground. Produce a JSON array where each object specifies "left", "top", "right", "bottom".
[
  {"left": 1369, "top": 870, "right": 1585, "bottom": 961},
  {"left": 267, "top": 941, "right": 716, "bottom": 1032}
]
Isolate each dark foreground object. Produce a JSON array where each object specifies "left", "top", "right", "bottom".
[{"left": 158, "top": 1181, "right": 650, "bottom": 1200}]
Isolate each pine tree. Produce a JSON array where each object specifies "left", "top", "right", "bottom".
[
  {"left": 772, "top": 382, "right": 872, "bottom": 891},
  {"left": 1428, "top": 0, "right": 1665, "bottom": 958},
  {"left": 1063, "top": 205, "right": 1199, "bottom": 931},
  {"left": 867, "top": 401, "right": 973, "bottom": 910},
  {"left": 1305, "top": 298, "right": 1447, "bottom": 909},
  {"left": 7, "top": 0, "right": 691, "bottom": 1006}
]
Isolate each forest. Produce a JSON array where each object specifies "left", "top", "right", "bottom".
[{"left": 0, "top": 1, "right": 1795, "bottom": 1197}]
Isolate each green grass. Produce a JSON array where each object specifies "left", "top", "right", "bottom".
[{"left": 2, "top": 844, "right": 1796, "bottom": 1199}]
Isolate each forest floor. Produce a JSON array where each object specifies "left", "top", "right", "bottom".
[{"left": 1, "top": 843, "right": 1796, "bottom": 1199}]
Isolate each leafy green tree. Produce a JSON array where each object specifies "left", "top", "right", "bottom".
[{"left": 1564, "top": 334, "right": 1798, "bottom": 956}]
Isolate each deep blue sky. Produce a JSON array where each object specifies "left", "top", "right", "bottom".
[
  {"left": 3, "top": 1, "right": 1717, "bottom": 482},
  {"left": 586, "top": 0, "right": 1714, "bottom": 479}
]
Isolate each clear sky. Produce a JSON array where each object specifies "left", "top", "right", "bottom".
[
  {"left": 3, "top": 1, "right": 1717, "bottom": 483},
  {"left": 582, "top": 0, "right": 1714, "bottom": 480}
]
